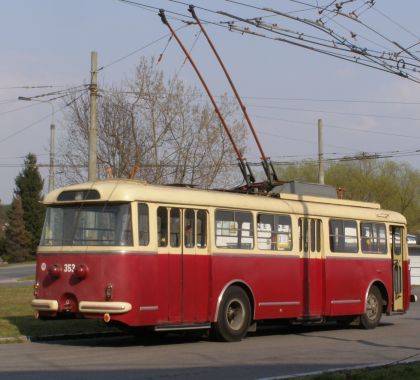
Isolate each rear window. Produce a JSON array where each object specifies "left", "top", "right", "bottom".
[{"left": 40, "top": 203, "right": 132, "bottom": 246}]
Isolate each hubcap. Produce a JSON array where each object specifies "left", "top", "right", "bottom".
[
  {"left": 366, "top": 294, "right": 379, "bottom": 321},
  {"left": 226, "top": 298, "right": 245, "bottom": 331}
]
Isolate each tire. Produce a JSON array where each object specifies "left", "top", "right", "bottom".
[
  {"left": 360, "top": 286, "right": 383, "bottom": 329},
  {"left": 213, "top": 286, "right": 251, "bottom": 342}
]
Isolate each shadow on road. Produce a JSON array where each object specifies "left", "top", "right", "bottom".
[
  {"left": 0, "top": 362, "right": 360, "bottom": 380},
  {"left": 31, "top": 320, "right": 393, "bottom": 348}
]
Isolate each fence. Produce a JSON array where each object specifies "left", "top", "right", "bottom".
[{"left": 409, "top": 246, "right": 420, "bottom": 286}]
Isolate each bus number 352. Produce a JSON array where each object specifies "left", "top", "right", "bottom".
[{"left": 63, "top": 264, "right": 76, "bottom": 273}]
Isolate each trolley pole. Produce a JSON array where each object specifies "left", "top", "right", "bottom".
[
  {"left": 88, "top": 51, "right": 98, "bottom": 181},
  {"left": 318, "top": 118, "right": 325, "bottom": 184}
]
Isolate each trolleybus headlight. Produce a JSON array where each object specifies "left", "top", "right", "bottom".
[
  {"left": 48, "top": 264, "right": 62, "bottom": 278},
  {"left": 75, "top": 264, "right": 89, "bottom": 279},
  {"left": 33, "top": 282, "right": 40, "bottom": 298},
  {"left": 105, "top": 283, "right": 113, "bottom": 301}
]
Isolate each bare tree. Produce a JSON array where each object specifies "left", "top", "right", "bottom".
[{"left": 59, "top": 57, "right": 247, "bottom": 189}]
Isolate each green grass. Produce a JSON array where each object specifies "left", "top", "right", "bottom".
[
  {"left": 0, "top": 286, "right": 117, "bottom": 341},
  {"left": 295, "top": 362, "right": 420, "bottom": 379},
  {"left": 18, "top": 275, "right": 35, "bottom": 282}
]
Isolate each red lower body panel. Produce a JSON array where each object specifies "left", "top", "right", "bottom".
[{"left": 34, "top": 252, "right": 397, "bottom": 327}]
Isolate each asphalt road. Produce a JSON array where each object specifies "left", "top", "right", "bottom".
[
  {"left": 0, "top": 263, "right": 35, "bottom": 285},
  {"left": 0, "top": 289, "right": 419, "bottom": 380}
]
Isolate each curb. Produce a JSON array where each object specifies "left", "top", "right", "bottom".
[
  {"left": 258, "top": 359, "right": 420, "bottom": 380},
  {"left": 0, "top": 336, "right": 29, "bottom": 344}
]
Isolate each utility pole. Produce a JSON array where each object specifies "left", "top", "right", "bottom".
[
  {"left": 17, "top": 96, "right": 55, "bottom": 192},
  {"left": 49, "top": 123, "right": 55, "bottom": 192},
  {"left": 88, "top": 51, "right": 98, "bottom": 181},
  {"left": 318, "top": 118, "right": 325, "bottom": 184}
]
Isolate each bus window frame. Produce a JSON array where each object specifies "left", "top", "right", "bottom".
[
  {"left": 157, "top": 206, "right": 169, "bottom": 248},
  {"left": 137, "top": 202, "right": 150, "bottom": 247},
  {"left": 215, "top": 208, "right": 254, "bottom": 250},
  {"left": 360, "top": 221, "right": 388, "bottom": 254},
  {"left": 328, "top": 218, "right": 359, "bottom": 254},
  {"left": 196, "top": 209, "right": 208, "bottom": 249},
  {"left": 256, "top": 212, "right": 293, "bottom": 252}
]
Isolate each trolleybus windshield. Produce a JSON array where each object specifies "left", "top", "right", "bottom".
[{"left": 40, "top": 203, "right": 132, "bottom": 247}]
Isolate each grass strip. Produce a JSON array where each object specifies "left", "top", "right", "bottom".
[
  {"left": 295, "top": 361, "right": 420, "bottom": 379},
  {"left": 0, "top": 286, "right": 116, "bottom": 341}
]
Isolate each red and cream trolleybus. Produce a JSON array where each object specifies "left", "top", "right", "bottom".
[{"left": 32, "top": 179, "right": 414, "bottom": 341}]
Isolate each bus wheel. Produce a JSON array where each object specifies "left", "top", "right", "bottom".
[
  {"left": 360, "top": 286, "right": 382, "bottom": 329},
  {"left": 213, "top": 286, "right": 251, "bottom": 342}
]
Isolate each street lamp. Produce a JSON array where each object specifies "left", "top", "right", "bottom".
[{"left": 18, "top": 96, "right": 55, "bottom": 193}]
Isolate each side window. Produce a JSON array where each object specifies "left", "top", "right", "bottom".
[
  {"left": 329, "top": 219, "right": 358, "bottom": 253},
  {"left": 316, "top": 219, "right": 322, "bottom": 252},
  {"left": 170, "top": 208, "right": 181, "bottom": 247},
  {"left": 310, "top": 219, "right": 316, "bottom": 252},
  {"left": 299, "top": 218, "right": 309, "bottom": 252},
  {"left": 361, "top": 222, "right": 387, "bottom": 254},
  {"left": 392, "top": 226, "right": 402, "bottom": 256},
  {"left": 215, "top": 210, "right": 254, "bottom": 249},
  {"left": 257, "top": 213, "right": 292, "bottom": 251},
  {"left": 184, "top": 209, "right": 195, "bottom": 248},
  {"left": 197, "top": 210, "right": 207, "bottom": 248},
  {"left": 157, "top": 207, "right": 168, "bottom": 247},
  {"left": 138, "top": 203, "right": 149, "bottom": 246}
]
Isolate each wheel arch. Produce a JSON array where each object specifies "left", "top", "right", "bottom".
[
  {"left": 365, "top": 279, "right": 389, "bottom": 314},
  {"left": 214, "top": 280, "right": 255, "bottom": 322}
]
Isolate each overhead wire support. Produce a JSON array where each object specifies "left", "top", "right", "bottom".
[
  {"left": 158, "top": 9, "right": 255, "bottom": 189},
  {"left": 188, "top": 5, "right": 278, "bottom": 187}
]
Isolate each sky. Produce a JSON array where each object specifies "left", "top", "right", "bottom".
[{"left": 1, "top": 0, "right": 420, "bottom": 203}]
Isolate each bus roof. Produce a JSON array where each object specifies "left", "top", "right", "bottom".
[{"left": 44, "top": 179, "right": 406, "bottom": 224}]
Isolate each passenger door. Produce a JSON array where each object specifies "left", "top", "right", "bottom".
[
  {"left": 300, "top": 218, "right": 323, "bottom": 317},
  {"left": 164, "top": 207, "right": 209, "bottom": 324},
  {"left": 391, "top": 226, "right": 404, "bottom": 312},
  {"left": 182, "top": 209, "right": 209, "bottom": 323}
]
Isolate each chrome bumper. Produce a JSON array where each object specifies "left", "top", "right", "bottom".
[
  {"left": 78, "top": 301, "right": 132, "bottom": 314},
  {"left": 31, "top": 299, "right": 59, "bottom": 311},
  {"left": 31, "top": 299, "right": 132, "bottom": 314}
]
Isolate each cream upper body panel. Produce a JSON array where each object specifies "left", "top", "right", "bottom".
[{"left": 43, "top": 179, "right": 406, "bottom": 225}]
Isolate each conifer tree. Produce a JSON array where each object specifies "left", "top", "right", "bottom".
[
  {"left": 14, "top": 153, "right": 45, "bottom": 254},
  {"left": 4, "top": 197, "right": 31, "bottom": 263}
]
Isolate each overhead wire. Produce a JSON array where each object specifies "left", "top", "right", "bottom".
[
  {"left": 250, "top": 114, "right": 420, "bottom": 140},
  {"left": 0, "top": 89, "right": 88, "bottom": 144},
  {"left": 98, "top": 24, "right": 191, "bottom": 72},
  {"left": 371, "top": 5, "right": 420, "bottom": 41},
  {"left": 112, "top": 0, "right": 420, "bottom": 173},
  {"left": 0, "top": 85, "right": 71, "bottom": 90},
  {"left": 223, "top": 0, "right": 420, "bottom": 77},
  {"left": 246, "top": 104, "right": 420, "bottom": 122},
  {"left": 286, "top": 0, "right": 420, "bottom": 62},
  {"left": 107, "top": 90, "right": 420, "bottom": 105},
  {"left": 119, "top": 0, "right": 420, "bottom": 81},
  {"left": 225, "top": 0, "right": 418, "bottom": 75},
  {"left": 0, "top": 102, "right": 41, "bottom": 117}
]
